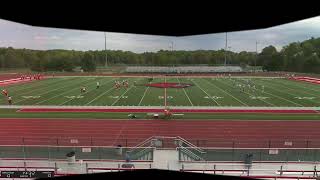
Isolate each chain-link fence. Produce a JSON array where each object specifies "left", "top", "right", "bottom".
[
  {"left": 0, "top": 145, "right": 154, "bottom": 161},
  {"left": 178, "top": 147, "right": 320, "bottom": 162},
  {"left": 0, "top": 137, "right": 318, "bottom": 148}
]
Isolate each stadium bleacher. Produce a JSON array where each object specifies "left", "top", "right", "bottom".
[{"left": 126, "top": 66, "right": 243, "bottom": 73}]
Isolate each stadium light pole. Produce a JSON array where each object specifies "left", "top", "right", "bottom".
[
  {"left": 228, "top": 46, "right": 232, "bottom": 63},
  {"left": 104, "top": 32, "right": 108, "bottom": 67},
  {"left": 255, "top": 41, "right": 258, "bottom": 72},
  {"left": 224, "top": 32, "right": 228, "bottom": 66},
  {"left": 171, "top": 41, "right": 174, "bottom": 51}
]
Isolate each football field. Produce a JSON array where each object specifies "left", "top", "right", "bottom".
[{"left": 1, "top": 76, "right": 320, "bottom": 107}]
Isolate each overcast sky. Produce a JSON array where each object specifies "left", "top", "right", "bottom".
[{"left": 0, "top": 16, "right": 320, "bottom": 53}]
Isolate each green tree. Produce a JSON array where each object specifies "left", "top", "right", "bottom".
[{"left": 81, "top": 52, "right": 96, "bottom": 72}]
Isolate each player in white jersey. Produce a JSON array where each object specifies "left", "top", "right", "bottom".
[{"left": 7, "top": 96, "right": 12, "bottom": 105}]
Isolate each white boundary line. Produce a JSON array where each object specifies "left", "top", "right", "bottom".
[
  {"left": 191, "top": 79, "right": 220, "bottom": 106},
  {"left": 177, "top": 77, "right": 193, "bottom": 106},
  {"left": 1, "top": 105, "right": 319, "bottom": 110},
  {"left": 204, "top": 79, "right": 248, "bottom": 106},
  {"left": 138, "top": 87, "right": 149, "bottom": 106}
]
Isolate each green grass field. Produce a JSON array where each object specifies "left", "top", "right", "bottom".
[{"left": 1, "top": 76, "right": 320, "bottom": 107}]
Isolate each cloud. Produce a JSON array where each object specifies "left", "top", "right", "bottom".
[
  {"left": 1, "top": 16, "right": 320, "bottom": 52},
  {"left": 34, "top": 35, "right": 61, "bottom": 40}
]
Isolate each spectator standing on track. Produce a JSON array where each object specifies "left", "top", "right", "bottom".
[
  {"left": 7, "top": 96, "right": 12, "bottom": 105},
  {"left": 125, "top": 152, "right": 131, "bottom": 162}
]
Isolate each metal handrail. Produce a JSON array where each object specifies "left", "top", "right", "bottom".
[
  {"left": 128, "top": 136, "right": 155, "bottom": 152},
  {"left": 176, "top": 136, "right": 206, "bottom": 154},
  {"left": 179, "top": 146, "right": 205, "bottom": 161}
]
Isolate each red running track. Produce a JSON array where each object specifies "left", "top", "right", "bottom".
[
  {"left": 292, "top": 76, "right": 320, "bottom": 85},
  {"left": 18, "top": 108, "right": 318, "bottom": 114},
  {"left": 0, "top": 118, "right": 320, "bottom": 148}
]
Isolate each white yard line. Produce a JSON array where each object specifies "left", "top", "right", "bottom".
[
  {"left": 177, "top": 78, "right": 193, "bottom": 106},
  {"left": 263, "top": 79, "right": 320, "bottom": 98},
  {"left": 85, "top": 86, "right": 115, "bottom": 105},
  {"left": 251, "top": 80, "right": 305, "bottom": 107},
  {"left": 60, "top": 78, "right": 115, "bottom": 105},
  {"left": 229, "top": 79, "right": 276, "bottom": 107},
  {"left": 204, "top": 79, "right": 248, "bottom": 106},
  {"left": 138, "top": 86, "right": 149, "bottom": 106},
  {"left": 11, "top": 77, "right": 73, "bottom": 96},
  {"left": 111, "top": 86, "right": 134, "bottom": 106},
  {"left": 191, "top": 79, "right": 220, "bottom": 106},
  {"left": 14, "top": 78, "right": 89, "bottom": 104},
  {"left": 280, "top": 79, "right": 320, "bottom": 93},
  {"left": 262, "top": 90, "right": 304, "bottom": 107},
  {"left": 262, "top": 81, "right": 320, "bottom": 106},
  {"left": 33, "top": 78, "right": 97, "bottom": 105},
  {"left": 109, "top": 78, "right": 142, "bottom": 106}
]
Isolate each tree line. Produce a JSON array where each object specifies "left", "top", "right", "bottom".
[{"left": 0, "top": 37, "right": 319, "bottom": 73}]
